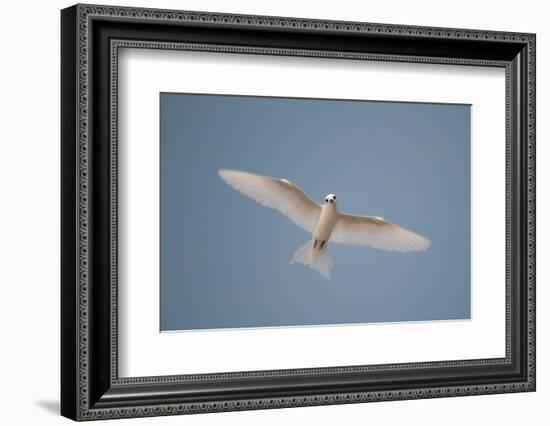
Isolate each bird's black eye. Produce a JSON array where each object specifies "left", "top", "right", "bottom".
[{"left": 333, "top": 196, "right": 336, "bottom": 200}]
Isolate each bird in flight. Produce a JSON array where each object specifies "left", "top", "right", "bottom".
[{"left": 218, "top": 169, "right": 430, "bottom": 280}]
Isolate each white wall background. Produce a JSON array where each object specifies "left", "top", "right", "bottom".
[{"left": 0, "top": 0, "right": 546, "bottom": 424}]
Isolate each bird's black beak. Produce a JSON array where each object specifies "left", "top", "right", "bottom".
[{"left": 329, "top": 199, "right": 334, "bottom": 204}]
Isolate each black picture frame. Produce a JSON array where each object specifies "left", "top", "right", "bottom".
[{"left": 61, "top": 3, "right": 536, "bottom": 421}]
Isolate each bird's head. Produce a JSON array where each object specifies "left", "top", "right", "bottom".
[{"left": 324, "top": 194, "right": 337, "bottom": 205}]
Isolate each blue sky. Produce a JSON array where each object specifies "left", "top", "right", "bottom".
[{"left": 160, "top": 93, "right": 471, "bottom": 331}]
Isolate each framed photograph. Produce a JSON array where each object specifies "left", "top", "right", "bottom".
[{"left": 61, "top": 4, "right": 536, "bottom": 421}]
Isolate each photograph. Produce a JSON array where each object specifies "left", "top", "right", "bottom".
[{"left": 160, "top": 93, "right": 471, "bottom": 331}]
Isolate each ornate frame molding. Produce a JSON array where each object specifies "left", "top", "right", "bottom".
[{"left": 61, "top": 4, "right": 535, "bottom": 421}]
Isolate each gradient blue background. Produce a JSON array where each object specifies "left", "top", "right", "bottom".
[{"left": 160, "top": 93, "right": 471, "bottom": 331}]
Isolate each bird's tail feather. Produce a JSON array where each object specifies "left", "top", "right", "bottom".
[{"left": 290, "top": 240, "right": 332, "bottom": 280}]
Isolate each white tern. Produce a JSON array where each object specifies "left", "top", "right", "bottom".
[{"left": 219, "top": 169, "right": 430, "bottom": 280}]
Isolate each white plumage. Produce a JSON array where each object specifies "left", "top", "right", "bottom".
[{"left": 219, "top": 169, "right": 430, "bottom": 280}]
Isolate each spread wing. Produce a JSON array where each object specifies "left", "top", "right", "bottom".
[
  {"left": 218, "top": 169, "right": 321, "bottom": 233},
  {"left": 331, "top": 213, "right": 430, "bottom": 252}
]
